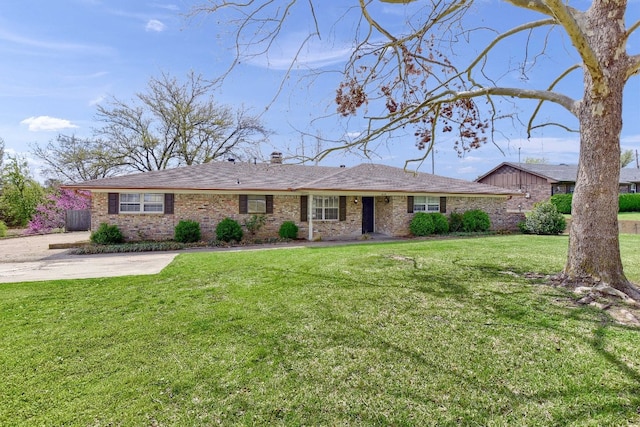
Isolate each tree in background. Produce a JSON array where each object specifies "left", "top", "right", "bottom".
[
  {"left": 523, "top": 158, "right": 549, "bottom": 165},
  {"left": 193, "top": 0, "right": 640, "bottom": 300},
  {"left": 26, "top": 188, "right": 91, "bottom": 234},
  {"left": 0, "top": 137, "right": 4, "bottom": 171},
  {"left": 0, "top": 155, "right": 44, "bottom": 227},
  {"left": 95, "top": 71, "right": 269, "bottom": 173},
  {"left": 620, "top": 149, "right": 634, "bottom": 169},
  {"left": 31, "top": 134, "right": 123, "bottom": 184}
]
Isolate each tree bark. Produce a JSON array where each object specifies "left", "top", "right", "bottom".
[{"left": 562, "top": 0, "right": 640, "bottom": 301}]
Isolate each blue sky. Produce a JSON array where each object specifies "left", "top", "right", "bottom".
[{"left": 1, "top": 0, "right": 639, "bottom": 182}]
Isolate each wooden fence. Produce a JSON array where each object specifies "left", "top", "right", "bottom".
[{"left": 65, "top": 210, "right": 91, "bottom": 231}]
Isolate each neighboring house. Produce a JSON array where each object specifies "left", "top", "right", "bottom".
[
  {"left": 476, "top": 162, "right": 640, "bottom": 211},
  {"left": 64, "top": 158, "right": 522, "bottom": 241}
]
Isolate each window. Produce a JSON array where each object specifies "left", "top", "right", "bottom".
[
  {"left": 247, "top": 195, "right": 267, "bottom": 214},
  {"left": 119, "top": 193, "right": 164, "bottom": 213},
  {"left": 413, "top": 196, "right": 440, "bottom": 212},
  {"left": 313, "top": 196, "right": 339, "bottom": 220}
]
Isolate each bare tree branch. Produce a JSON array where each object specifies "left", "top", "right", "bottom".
[{"left": 627, "top": 54, "right": 640, "bottom": 79}]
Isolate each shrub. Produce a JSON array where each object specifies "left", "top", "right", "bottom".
[
  {"left": 409, "top": 212, "right": 435, "bottom": 236},
  {"left": 427, "top": 212, "right": 449, "bottom": 234},
  {"left": 216, "top": 217, "right": 243, "bottom": 242},
  {"left": 279, "top": 221, "right": 299, "bottom": 239},
  {"left": 90, "top": 223, "right": 125, "bottom": 245},
  {"left": 0, "top": 220, "right": 7, "bottom": 238},
  {"left": 244, "top": 214, "right": 266, "bottom": 235},
  {"left": 448, "top": 212, "right": 464, "bottom": 233},
  {"left": 619, "top": 194, "right": 640, "bottom": 212},
  {"left": 549, "top": 194, "right": 572, "bottom": 214},
  {"left": 462, "top": 209, "right": 491, "bottom": 232},
  {"left": 27, "top": 188, "right": 91, "bottom": 234},
  {"left": 521, "top": 201, "right": 566, "bottom": 235},
  {"left": 174, "top": 220, "right": 201, "bottom": 243}
]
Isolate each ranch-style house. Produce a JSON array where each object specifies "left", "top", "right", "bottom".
[{"left": 65, "top": 158, "right": 522, "bottom": 241}]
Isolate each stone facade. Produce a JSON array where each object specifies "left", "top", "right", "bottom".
[{"left": 91, "top": 192, "right": 521, "bottom": 241}]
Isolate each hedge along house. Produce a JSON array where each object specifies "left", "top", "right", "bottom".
[
  {"left": 64, "top": 159, "right": 521, "bottom": 241},
  {"left": 476, "top": 162, "right": 640, "bottom": 212}
]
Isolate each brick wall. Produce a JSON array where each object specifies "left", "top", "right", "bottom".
[
  {"left": 506, "top": 184, "right": 550, "bottom": 211},
  {"left": 91, "top": 192, "right": 523, "bottom": 241}
]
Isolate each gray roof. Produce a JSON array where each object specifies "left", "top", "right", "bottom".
[
  {"left": 477, "top": 162, "right": 640, "bottom": 184},
  {"left": 65, "top": 162, "right": 516, "bottom": 196}
]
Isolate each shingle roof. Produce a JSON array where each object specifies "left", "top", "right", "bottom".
[
  {"left": 65, "top": 161, "right": 517, "bottom": 196},
  {"left": 477, "top": 162, "right": 640, "bottom": 184}
]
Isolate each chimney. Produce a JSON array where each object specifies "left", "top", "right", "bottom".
[{"left": 270, "top": 152, "right": 283, "bottom": 164}]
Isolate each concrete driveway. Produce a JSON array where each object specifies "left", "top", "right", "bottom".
[{"left": 0, "top": 232, "right": 178, "bottom": 283}]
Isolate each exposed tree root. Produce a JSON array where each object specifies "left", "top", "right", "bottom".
[{"left": 502, "top": 271, "right": 640, "bottom": 328}]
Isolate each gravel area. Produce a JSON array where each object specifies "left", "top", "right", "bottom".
[{"left": 0, "top": 231, "right": 91, "bottom": 263}]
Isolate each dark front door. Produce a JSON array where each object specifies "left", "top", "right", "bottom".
[{"left": 362, "top": 197, "right": 374, "bottom": 234}]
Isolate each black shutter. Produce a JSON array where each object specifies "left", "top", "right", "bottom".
[
  {"left": 164, "top": 193, "right": 174, "bottom": 214},
  {"left": 339, "top": 196, "right": 347, "bottom": 221},
  {"left": 266, "top": 195, "right": 274, "bottom": 214},
  {"left": 300, "top": 196, "right": 308, "bottom": 222},
  {"left": 239, "top": 195, "right": 248, "bottom": 214},
  {"left": 407, "top": 196, "right": 414, "bottom": 213},
  {"left": 108, "top": 193, "right": 119, "bottom": 214},
  {"left": 439, "top": 196, "right": 447, "bottom": 214}
]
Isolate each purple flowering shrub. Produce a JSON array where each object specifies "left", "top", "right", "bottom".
[{"left": 26, "top": 189, "right": 91, "bottom": 234}]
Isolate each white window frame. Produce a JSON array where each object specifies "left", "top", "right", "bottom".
[
  {"left": 313, "top": 196, "right": 339, "bottom": 221},
  {"left": 414, "top": 196, "right": 440, "bottom": 212},
  {"left": 247, "top": 195, "right": 267, "bottom": 214},
  {"left": 119, "top": 193, "right": 164, "bottom": 214}
]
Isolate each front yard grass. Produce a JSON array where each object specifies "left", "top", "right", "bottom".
[{"left": 1, "top": 235, "right": 639, "bottom": 425}]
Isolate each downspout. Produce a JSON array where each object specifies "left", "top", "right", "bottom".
[{"left": 307, "top": 194, "right": 314, "bottom": 241}]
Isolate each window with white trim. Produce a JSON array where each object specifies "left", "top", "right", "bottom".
[
  {"left": 247, "top": 195, "right": 267, "bottom": 214},
  {"left": 414, "top": 196, "right": 440, "bottom": 212},
  {"left": 313, "top": 196, "right": 339, "bottom": 220},
  {"left": 119, "top": 193, "right": 164, "bottom": 213}
]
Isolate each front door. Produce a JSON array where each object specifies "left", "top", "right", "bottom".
[{"left": 362, "top": 197, "right": 374, "bottom": 234}]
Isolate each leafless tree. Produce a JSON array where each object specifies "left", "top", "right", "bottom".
[
  {"left": 193, "top": 0, "right": 640, "bottom": 300},
  {"left": 31, "top": 134, "right": 123, "bottom": 183},
  {"left": 95, "top": 71, "right": 270, "bottom": 172}
]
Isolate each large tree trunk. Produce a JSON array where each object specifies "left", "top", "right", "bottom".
[{"left": 562, "top": 0, "right": 640, "bottom": 301}]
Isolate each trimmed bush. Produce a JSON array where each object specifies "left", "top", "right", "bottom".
[
  {"left": 409, "top": 212, "right": 435, "bottom": 236},
  {"left": 90, "top": 223, "right": 124, "bottom": 245},
  {"left": 216, "top": 217, "right": 243, "bottom": 242},
  {"left": 448, "top": 212, "right": 464, "bottom": 233},
  {"left": 550, "top": 194, "right": 572, "bottom": 214},
  {"left": 0, "top": 220, "right": 7, "bottom": 238},
  {"left": 462, "top": 209, "right": 491, "bottom": 232},
  {"left": 174, "top": 220, "right": 201, "bottom": 243},
  {"left": 521, "top": 201, "right": 566, "bottom": 235},
  {"left": 279, "top": 221, "right": 299, "bottom": 239},
  {"left": 427, "top": 212, "right": 449, "bottom": 234},
  {"left": 619, "top": 194, "right": 640, "bottom": 212}
]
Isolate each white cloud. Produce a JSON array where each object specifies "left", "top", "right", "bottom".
[
  {"left": 89, "top": 95, "right": 106, "bottom": 106},
  {"left": 146, "top": 19, "right": 166, "bottom": 32},
  {"left": 247, "top": 32, "right": 353, "bottom": 70},
  {"left": 20, "top": 116, "right": 78, "bottom": 132}
]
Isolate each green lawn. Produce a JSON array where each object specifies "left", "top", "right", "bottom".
[
  {"left": 619, "top": 212, "right": 640, "bottom": 221},
  {"left": 1, "top": 235, "right": 639, "bottom": 426},
  {"left": 564, "top": 212, "right": 640, "bottom": 221}
]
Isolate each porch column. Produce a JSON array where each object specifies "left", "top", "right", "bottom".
[{"left": 307, "top": 194, "right": 314, "bottom": 241}]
